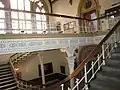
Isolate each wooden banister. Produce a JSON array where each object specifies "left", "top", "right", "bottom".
[
  {"left": 0, "top": 7, "right": 119, "bottom": 21},
  {"left": 41, "top": 20, "right": 120, "bottom": 90},
  {"left": 0, "top": 7, "right": 89, "bottom": 20}
]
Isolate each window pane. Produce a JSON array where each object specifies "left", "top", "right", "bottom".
[
  {"left": 19, "top": 12, "right": 24, "bottom": 19},
  {"left": 0, "top": 20, "right": 5, "bottom": 28},
  {"left": 26, "top": 21, "right": 32, "bottom": 29},
  {"left": 11, "top": 0, "right": 17, "bottom": 9},
  {"left": 18, "top": 0, "right": 24, "bottom": 10},
  {"left": 26, "top": 13, "right": 31, "bottom": 20},
  {"left": 25, "top": 0, "right": 30, "bottom": 11},
  {"left": 11, "top": 12, "right": 18, "bottom": 19},
  {"left": 42, "top": 15, "right": 46, "bottom": 21},
  {"left": 37, "top": 22, "right": 42, "bottom": 29},
  {"left": 38, "top": 2, "right": 43, "bottom": 7},
  {"left": 12, "top": 20, "right": 18, "bottom": 29},
  {"left": 41, "top": 8, "right": 45, "bottom": 13}
]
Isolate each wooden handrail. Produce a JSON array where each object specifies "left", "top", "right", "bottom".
[
  {"left": 40, "top": 20, "right": 120, "bottom": 90},
  {"left": 91, "top": 12, "right": 120, "bottom": 21},
  {"left": 0, "top": 7, "right": 89, "bottom": 21},
  {"left": 0, "top": 7, "right": 119, "bottom": 22}
]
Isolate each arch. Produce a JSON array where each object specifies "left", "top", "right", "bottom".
[
  {"left": 78, "top": 0, "right": 101, "bottom": 17},
  {"left": 79, "top": 45, "right": 98, "bottom": 62},
  {"left": 77, "top": 0, "right": 101, "bottom": 32}
]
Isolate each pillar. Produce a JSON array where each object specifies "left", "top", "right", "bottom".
[
  {"left": 65, "top": 46, "right": 76, "bottom": 88},
  {"left": 37, "top": 52, "right": 45, "bottom": 88}
]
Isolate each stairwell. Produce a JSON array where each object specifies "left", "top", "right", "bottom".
[
  {"left": 0, "top": 63, "right": 18, "bottom": 90},
  {"left": 90, "top": 45, "right": 120, "bottom": 90}
]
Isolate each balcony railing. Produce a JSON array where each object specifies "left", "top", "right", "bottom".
[{"left": 0, "top": 7, "right": 119, "bottom": 35}]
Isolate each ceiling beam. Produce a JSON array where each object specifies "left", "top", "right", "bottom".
[{"left": 48, "top": 0, "right": 53, "bottom": 13}]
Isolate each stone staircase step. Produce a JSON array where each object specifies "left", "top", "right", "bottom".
[
  {"left": 0, "top": 82, "right": 17, "bottom": 89},
  {"left": 0, "top": 70, "right": 12, "bottom": 75},
  {"left": 4, "top": 85, "right": 18, "bottom": 90},
  {"left": 98, "top": 71, "right": 120, "bottom": 80},
  {"left": 0, "top": 63, "right": 9, "bottom": 67},
  {"left": 102, "top": 66, "right": 120, "bottom": 72},
  {"left": 90, "top": 46, "right": 120, "bottom": 90},
  {"left": 0, "top": 73, "right": 13, "bottom": 79},
  {"left": 110, "top": 56, "right": 120, "bottom": 60},
  {"left": 0, "top": 76, "right": 14, "bottom": 82},
  {"left": 0, "top": 79, "right": 16, "bottom": 86},
  {"left": 0, "top": 65, "right": 10, "bottom": 70},
  {"left": 105, "top": 59, "right": 120, "bottom": 65},
  {"left": 97, "top": 71, "right": 120, "bottom": 83},
  {"left": 111, "top": 52, "right": 120, "bottom": 56},
  {"left": 114, "top": 47, "right": 120, "bottom": 52},
  {"left": 0, "top": 68, "right": 11, "bottom": 72},
  {"left": 90, "top": 78, "right": 120, "bottom": 90}
]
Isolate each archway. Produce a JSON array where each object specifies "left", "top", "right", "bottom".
[{"left": 78, "top": 0, "right": 101, "bottom": 32}]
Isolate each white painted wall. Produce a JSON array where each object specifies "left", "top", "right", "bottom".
[
  {"left": 52, "top": 0, "right": 115, "bottom": 15},
  {"left": 0, "top": 53, "right": 13, "bottom": 64},
  {"left": 16, "top": 49, "right": 69, "bottom": 80}
]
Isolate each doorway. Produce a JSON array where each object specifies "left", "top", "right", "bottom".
[{"left": 84, "top": 10, "right": 98, "bottom": 32}]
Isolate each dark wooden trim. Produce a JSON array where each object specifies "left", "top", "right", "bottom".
[
  {"left": 91, "top": 12, "right": 120, "bottom": 21},
  {"left": 0, "top": 7, "right": 89, "bottom": 20},
  {"left": 48, "top": 0, "right": 53, "bottom": 13}
]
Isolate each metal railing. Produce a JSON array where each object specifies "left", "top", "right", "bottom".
[
  {"left": 35, "top": 17, "right": 120, "bottom": 90},
  {"left": 9, "top": 51, "right": 40, "bottom": 90},
  {"left": 0, "top": 7, "right": 119, "bottom": 35},
  {"left": 58, "top": 19, "right": 120, "bottom": 90}
]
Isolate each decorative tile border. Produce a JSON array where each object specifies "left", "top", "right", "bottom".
[{"left": 0, "top": 36, "right": 104, "bottom": 54}]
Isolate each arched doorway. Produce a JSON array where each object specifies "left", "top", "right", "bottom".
[{"left": 78, "top": 0, "right": 101, "bottom": 32}]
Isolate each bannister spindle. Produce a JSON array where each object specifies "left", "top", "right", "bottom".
[
  {"left": 102, "top": 44, "right": 106, "bottom": 65},
  {"left": 91, "top": 61, "right": 94, "bottom": 78},
  {"left": 97, "top": 54, "right": 100, "bottom": 70},
  {"left": 84, "top": 63, "right": 88, "bottom": 90},
  {"left": 75, "top": 78, "right": 79, "bottom": 90},
  {"left": 61, "top": 84, "right": 64, "bottom": 90}
]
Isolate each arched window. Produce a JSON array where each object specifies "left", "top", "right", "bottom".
[
  {"left": 10, "top": 0, "right": 31, "bottom": 34},
  {"left": 0, "top": 2, "right": 5, "bottom": 34},
  {"left": 10, "top": 0, "right": 47, "bottom": 34},
  {"left": 36, "top": 1, "right": 47, "bottom": 34}
]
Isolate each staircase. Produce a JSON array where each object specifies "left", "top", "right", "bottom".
[
  {"left": 90, "top": 45, "right": 120, "bottom": 90},
  {"left": 0, "top": 63, "right": 18, "bottom": 90}
]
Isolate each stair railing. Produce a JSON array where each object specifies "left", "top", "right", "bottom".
[
  {"left": 60, "top": 20, "right": 120, "bottom": 90},
  {"left": 66, "top": 21, "right": 120, "bottom": 90},
  {"left": 9, "top": 52, "right": 40, "bottom": 90},
  {"left": 39, "top": 13, "right": 120, "bottom": 90}
]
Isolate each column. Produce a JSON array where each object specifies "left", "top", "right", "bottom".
[
  {"left": 66, "top": 56, "right": 76, "bottom": 88},
  {"left": 37, "top": 52, "right": 45, "bottom": 88},
  {"left": 65, "top": 46, "right": 76, "bottom": 88}
]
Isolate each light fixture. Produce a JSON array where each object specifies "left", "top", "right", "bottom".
[{"left": 15, "top": 68, "right": 19, "bottom": 71}]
